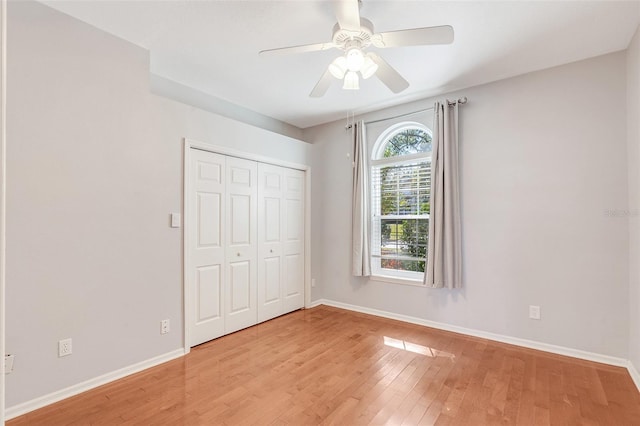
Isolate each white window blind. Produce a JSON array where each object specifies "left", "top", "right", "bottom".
[{"left": 372, "top": 159, "right": 431, "bottom": 277}]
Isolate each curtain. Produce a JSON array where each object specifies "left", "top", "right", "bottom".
[
  {"left": 425, "top": 102, "right": 462, "bottom": 288},
  {"left": 352, "top": 121, "right": 371, "bottom": 276}
]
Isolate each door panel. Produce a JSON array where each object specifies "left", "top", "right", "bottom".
[
  {"left": 284, "top": 254, "right": 302, "bottom": 297},
  {"left": 225, "top": 157, "right": 257, "bottom": 334},
  {"left": 196, "top": 265, "right": 221, "bottom": 321},
  {"left": 230, "top": 195, "right": 251, "bottom": 245},
  {"left": 231, "top": 167, "right": 252, "bottom": 186},
  {"left": 283, "top": 169, "right": 305, "bottom": 313},
  {"left": 263, "top": 257, "right": 281, "bottom": 303},
  {"left": 189, "top": 149, "right": 226, "bottom": 346},
  {"left": 229, "top": 261, "right": 251, "bottom": 313},
  {"left": 264, "top": 197, "right": 281, "bottom": 242},
  {"left": 198, "top": 161, "right": 222, "bottom": 181},
  {"left": 257, "top": 164, "right": 284, "bottom": 322},
  {"left": 197, "top": 193, "right": 221, "bottom": 247},
  {"left": 285, "top": 199, "right": 302, "bottom": 241}
]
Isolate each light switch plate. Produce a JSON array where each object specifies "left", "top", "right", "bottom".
[
  {"left": 5, "top": 354, "right": 14, "bottom": 374},
  {"left": 170, "top": 213, "right": 181, "bottom": 228}
]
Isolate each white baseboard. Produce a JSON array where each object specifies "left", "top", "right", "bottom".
[
  {"left": 628, "top": 360, "right": 640, "bottom": 391},
  {"left": 313, "top": 299, "right": 635, "bottom": 373},
  {"left": 306, "top": 298, "right": 326, "bottom": 309},
  {"left": 5, "top": 348, "right": 186, "bottom": 420}
]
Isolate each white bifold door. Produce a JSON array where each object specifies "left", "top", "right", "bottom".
[
  {"left": 188, "top": 148, "right": 304, "bottom": 347},
  {"left": 257, "top": 164, "right": 305, "bottom": 322},
  {"left": 224, "top": 157, "right": 258, "bottom": 334},
  {"left": 188, "top": 150, "right": 226, "bottom": 345}
]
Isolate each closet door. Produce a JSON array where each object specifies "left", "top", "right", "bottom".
[
  {"left": 257, "top": 163, "right": 284, "bottom": 322},
  {"left": 282, "top": 168, "right": 305, "bottom": 313},
  {"left": 224, "top": 156, "right": 258, "bottom": 334},
  {"left": 189, "top": 149, "right": 226, "bottom": 346},
  {"left": 187, "top": 148, "right": 304, "bottom": 346}
]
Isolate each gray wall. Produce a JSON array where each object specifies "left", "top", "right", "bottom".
[
  {"left": 305, "top": 51, "right": 630, "bottom": 359},
  {"left": 6, "top": 1, "right": 310, "bottom": 408},
  {"left": 627, "top": 24, "right": 640, "bottom": 373}
]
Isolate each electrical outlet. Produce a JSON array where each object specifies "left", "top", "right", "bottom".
[
  {"left": 59, "top": 339, "right": 72, "bottom": 357},
  {"left": 161, "top": 319, "right": 170, "bottom": 335},
  {"left": 311, "top": 278, "right": 316, "bottom": 288},
  {"left": 529, "top": 305, "right": 541, "bottom": 320}
]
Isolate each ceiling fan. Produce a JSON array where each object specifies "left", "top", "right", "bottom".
[{"left": 259, "top": 0, "right": 454, "bottom": 97}]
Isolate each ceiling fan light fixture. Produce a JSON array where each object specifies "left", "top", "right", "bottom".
[
  {"left": 345, "top": 47, "right": 365, "bottom": 72},
  {"left": 328, "top": 56, "right": 348, "bottom": 79},
  {"left": 360, "top": 55, "right": 378, "bottom": 79},
  {"left": 343, "top": 71, "right": 360, "bottom": 90},
  {"left": 262, "top": 0, "right": 455, "bottom": 98}
]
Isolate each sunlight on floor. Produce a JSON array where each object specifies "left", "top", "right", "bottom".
[{"left": 383, "top": 336, "right": 455, "bottom": 360}]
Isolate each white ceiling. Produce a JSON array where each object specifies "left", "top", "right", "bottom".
[{"left": 42, "top": 0, "right": 640, "bottom": 129}]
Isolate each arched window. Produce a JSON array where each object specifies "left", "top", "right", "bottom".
[{"left": 371, "top": 122, "right": 432, "bottom": 281}]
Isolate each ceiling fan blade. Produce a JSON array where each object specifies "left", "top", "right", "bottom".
[
  {"left": 375, "top": 25, "right": 454, "bottom": 48},
  {"left": 333, "top": 0, "right": 361, "bottom": 31},
  {"left": 260, "top": 42, "right": 335, "bottom": 57},
  {"left": 309, "top": 69, "right": 333, "bottom": 98},
  {"left": 368, "top": 52, "right": 409, "bottom": 93}
]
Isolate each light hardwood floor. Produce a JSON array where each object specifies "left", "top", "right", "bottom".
[{"left": 8, "top": 305, "right": 640, "bottom": 425}]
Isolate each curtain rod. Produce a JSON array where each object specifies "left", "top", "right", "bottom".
[{"left": 345, "top": 97, "right": 467, "bottom": 130}]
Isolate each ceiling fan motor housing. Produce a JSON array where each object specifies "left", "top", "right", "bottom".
[{"left": 332, "top": 18, "right": 375, "bottom": 51}]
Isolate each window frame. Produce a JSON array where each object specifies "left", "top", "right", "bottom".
[{"left": 370, "top": 122, "right": 432, "bottom": 285}]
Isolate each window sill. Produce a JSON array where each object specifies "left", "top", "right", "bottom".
[{"left": 369, "top": 274, "right": 426, "bottom": 287}]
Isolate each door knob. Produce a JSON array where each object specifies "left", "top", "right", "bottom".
[{"left": 237, "top": 252, "right": 241, "bottom": 257}]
